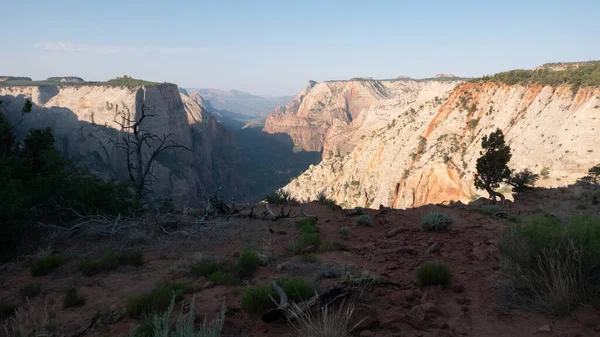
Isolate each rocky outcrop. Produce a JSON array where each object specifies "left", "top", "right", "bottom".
[
  {"left": 263, "top": 79, "right": 460, "bottom": 156},
  {"left": 0, "top": 84, "right": 245, "bottom": 205},
  {"left": 282, "top": 81, "right": 600, "bottom": 208}
]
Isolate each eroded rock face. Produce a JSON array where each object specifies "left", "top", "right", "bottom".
[
  {"left": 0, "top": 84, "right": 245, "bottom": 204},
  {"left": 263, "top": 79, "right": 460, "bottom": 156},
  {"left": 281, "top": 82, "right": 600, "bottom": 209}
]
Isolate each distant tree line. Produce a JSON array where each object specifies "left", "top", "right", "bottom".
[{"left": 472, "top": 62, "right": 600, "bottom": 89}]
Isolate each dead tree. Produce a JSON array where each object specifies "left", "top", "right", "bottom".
[{"left": 115, "top": 104, "right": 190, "bottom": 200}]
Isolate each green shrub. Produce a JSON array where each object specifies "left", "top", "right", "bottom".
[
  {"left": 498, "top": 214, "right": 600, "bottom": 315},
  {"left": 338, "top": 226, "right": 351, "bottom": 238},
  {"left": 355, "top": 215, "right": 373, "bottom": 227},
  {"left": 30, "top": 255, "right": 64, "bottom": 276},
  {"left": 576, "top": 203, "right": 587, "bottom": 210},
  {"left": 183, "top": 282, "right": 203, "bottom": 294},
  {"left": 420, "top": 212, "right": 454, "bottom": 232},
  {"left": 481, "top": 204, "right": 503, "bottom": 215},
  {"left": 241, "top": 283, "right": 273, "bottom": 314},
  {"left": 287, "top": 233, "right": 322, "bottom": 254},
  {"left": 297, "top": 218, "right": 317, "bottom": 234},
  {"left": 241, "top": 277, "right": 314, "bottom": 314},
  {"left": 298, "top": 253, "right": 319, "bottom": 263},
  {"left": 0, "top": 302, "right": 17, "bottom": 321},
  {"left": 416, "top": 262, "right": 453, "bottom": 289},
  {"left": 0, "top": 113, "right": 137, "bottom": 261},
  {"left": 264, "top": 189, "right": 298, "bottom": 205},
  {"left": 20, "top": 283, "right": 41, "bottom": 298},
  {"left": 189, "top": 258, "right": 219, "bottom": 277},
  {"left": 207, "top": 271, "right": 241, "bottom": 286},
  {"left": 79, "top": 250, "right": 143, "bottom": 276},
  {"left": 63, "top": 287, "right": 85, "bottom": 308},
  {"left": 126, "top": 282, "right": 184, "bottom": 319},
  {"left": 237, "top": 248, "right": 260, "bottom": 278}
]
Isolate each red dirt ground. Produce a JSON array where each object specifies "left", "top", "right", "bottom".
[{"left": 1, "top": 187, "right": 599, "bottom": 337}]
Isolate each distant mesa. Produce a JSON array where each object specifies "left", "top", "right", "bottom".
[
  {"left": 396, "top": 75, "right": 412, "bottom": 79},
  {"left": 46, "top": 76, "right": 85, "bottom": 83},
  {"left": 534, "top": 60, "right": 600, "bottom": 71},
  {"left": 0, "top": 76, "right": 33, "bottom": 82},
  {"left": 435, "top": 74, "right": 457, "bottom": 78}
]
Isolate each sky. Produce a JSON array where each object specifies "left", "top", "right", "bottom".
[{"left": 1, "top": 0, "right": 599, "bottom": 96}]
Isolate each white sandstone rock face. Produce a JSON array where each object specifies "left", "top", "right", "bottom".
[
  {"left": 279, "top": 82, "right": 600, "bottom": 209},
  {"left": 0, "top": 84, "right": 244, "bottom": 204},
  {"left": 264, "top": 79, "right": 461, "bottom": 157}
]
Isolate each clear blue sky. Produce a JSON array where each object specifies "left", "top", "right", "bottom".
[{"left": 1, "top": 0, "right": 598, "bottom": 96}]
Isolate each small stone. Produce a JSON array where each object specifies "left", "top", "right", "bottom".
[
  {"left": 277, "top": 261, "right": 299, "bottom": 271},
  {"left": 258, "top": 254, "right": 269, "bottom": 266},
  {"left": 471, "top": 246, "right": 489, "bottom": 261},
  {"left": 455, "top": 297, "right": 468, "bottom": 305},
  {"left": 537, "top": 324, "right": 552, "bottom": 333},
  {"left": 459, "top": 270, "right": 466, "bottom": 274},
  {"left": 386, "top": 226, "right": 408, "bottom": 238},
  {"left": 360, "top": 330, "right": 375, "bottom": 337},
  {"left": 203, "top": 281, "right": 215, "bottom": 289},
  {"left": 452, "top": 284, "right": 466, "bottom": 293}
]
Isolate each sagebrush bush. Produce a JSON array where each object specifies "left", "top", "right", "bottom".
[
  {"left": 242, "top": 277, "right": 314, "bottom": 314},
  {"left": 79, "top": 250, "right": 143, "bottom": 276},
  {"left": 63, "top": 287, "right": 85, "bottom": 308},
  {"left": 20, "top": 283, "right": 41, "bottom": 298},
  {"left": 207, "top": 271, "right": 241, "bottom": 286},
  {"left": 338, "top": 226, "right": 351, "bottom": 238},
  {"left": 420, "top": 212, "right": 453, "bottom": 232},
  {"left": 237, "top": 248, "right": 260, "bottom": 278},
  {"left": 129, "top": 296, "right": 226, "bottom": 337},
  {"left": 126, "top": 282, "right": 184, "bottom": 319},
  {"left": 190, "top": 259, "right": 219, "bottom": 277},
  {"left": 498, "top": 214, "right": 600, "bottom": 315},
  {"left": 286, "top": 300, "right": 363, "bottom": 337},
  {"left": 30, "top": 255, "right": 64, "bottom": 276},
  {"left": 416, "top": 262, "right": 453, "bottom": 288},
  {"left": 355, "top": 215, "right": 373, "bottom": 227}
]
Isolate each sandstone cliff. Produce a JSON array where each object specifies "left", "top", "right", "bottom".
[
  {"left": 281, "top": 81, "right": 600, "bottom": 209},
  {"left": 0, "top": 84, "right": 245, "bottom": 205},
  {"left": 263, "top": 79, "right": 461, "bottom": 157}
]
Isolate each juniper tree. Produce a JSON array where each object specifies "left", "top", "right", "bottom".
[{"left": 474, "top": 129, "right": 511, "bottom": 203}]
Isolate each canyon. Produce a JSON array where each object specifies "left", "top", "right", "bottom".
[
  {"left": 264, "top": 69, "right": 600, "bottom": 208},
  {"left": 0, "top": 82, "right": 245, "bottom": 205}
]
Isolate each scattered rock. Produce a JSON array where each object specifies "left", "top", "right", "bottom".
[
  {"left": 258, "top": 254, "right": 269, "bottom": 266},
  {"left": 455, "top": 297, "right": 468, "bottom": 305},
  {"left": 538, "top": 324, "right": 552, "bottom": 333},
  {"left": 452, "top": 284, "right": 465, "bottom": 293},
  {"left": 380, "top": 246, "right": 417, "bottom": 255},
  {"left": 203, "top": 281, "right": 215, "bottom": 289},
  {"left": 359, "top": 330, "right": 375, "bottom": 337},
  {"left": 471, "top": 246, "right": 489, "bottom": 261},
  {"left": 277, "top": 262, "right": 299, "bottom": 271},
  {"left": 408, "top": 305, "right": 427, "bottom": 329},
  {"left": 386, "top": 226, "right": 408, "bottom": 238}
]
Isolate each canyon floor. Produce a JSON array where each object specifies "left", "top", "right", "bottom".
[{"left": 1, "top": 186, "right": 599, "bottom": 337}]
